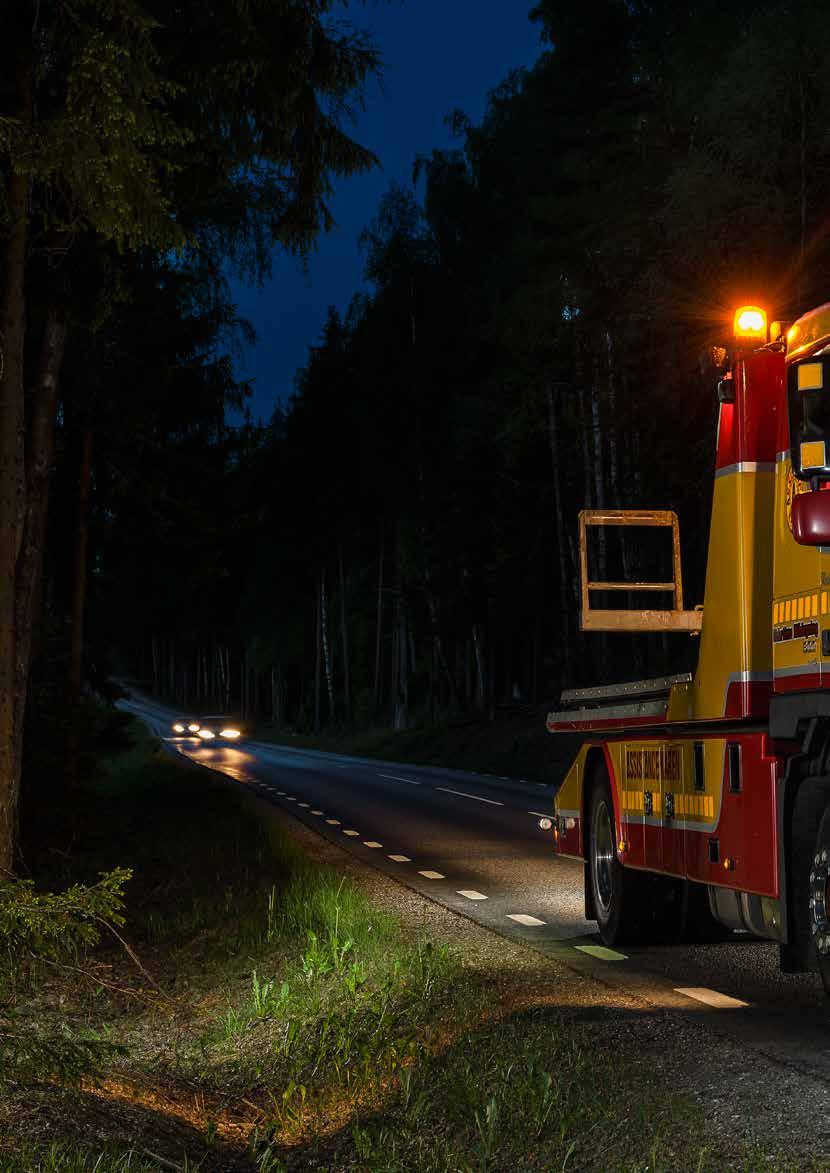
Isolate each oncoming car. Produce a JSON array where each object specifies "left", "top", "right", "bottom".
[{"left": 170, "top": 715, "right": 245, "bottom": 743}]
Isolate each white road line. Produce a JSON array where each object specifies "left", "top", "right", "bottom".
[
  {"left": 674, "top": 987, "right": 748, "bottom": 1010},
  {"left": 575, "top": 944, "right": 627, "bottom": 962},
  {"left": 343, "top": 829, "right": 360, "bottom": 837},
  {"left": 457, "top": 890, "right": 488, "bottom": 901},
  {"left": 311, "top": 810, "right": 324, "bottom": 816},
  {"left": 388, "top": 854, "right": 411, "bottom": 862},
  {"left": 298, "top": 802, "right": 309, "bottom": 808},
  {"left": 418, "top": 870, "right": 445, "bottom": 880},
  {"left": 435, "top": 787, "right": 503, "bottom": 807},
  {"left": 277, "top": 791, "right": 285, "bottom": 796},
  {"left": 286, "top": 797, "right": 297, "bottom": 802},
  {"left": 326, "top": 819, "right": 340, "bottom": 825},
  {"left": 363, "top": 841, "right": 383, "bottom": 849},
  {"left": 507, "top": 913, "right": 546, "bottom": 927},
  {"left": 378, "top": 773, "right": 421, "bottom": 786}
]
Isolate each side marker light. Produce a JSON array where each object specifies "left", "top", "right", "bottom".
[{"left": 723, "top": 857, "right": 736, "bottom": 872}]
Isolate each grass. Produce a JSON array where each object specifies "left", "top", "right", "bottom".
[{"left": 2, "top": 718, "right": 801, "bottom": 1171}]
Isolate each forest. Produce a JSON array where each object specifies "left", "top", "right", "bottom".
[{"left": 9, "top": 0, "right": 830, "bottom": 856}]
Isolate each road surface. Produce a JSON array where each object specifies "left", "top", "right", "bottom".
[{"left": 122, "top": 690, "right": 830, "bottom": 1086}]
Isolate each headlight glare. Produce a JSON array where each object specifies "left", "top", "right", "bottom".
[
  {"left": 197, "top": 729, "right": 215, "bottom": 740},
  {"left": 173, "top": 723, "right": 185, "bottom": 733},
  {"left": 219, "top": 728, "right": 241, "bottom": 739}
]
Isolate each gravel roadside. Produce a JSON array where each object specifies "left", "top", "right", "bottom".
[{"left": 246, "top": 783, "right": 830, "bottom": 1170}]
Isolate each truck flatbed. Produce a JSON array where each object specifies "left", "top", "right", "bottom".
[{"left": 546, "top": 673, "right": 692, "bottom": 733}]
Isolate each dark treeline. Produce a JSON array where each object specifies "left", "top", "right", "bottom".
[
  {"left": 13, "top": 0, "right": 830, "bottom": 848},
  {"left": 1, "top": 0, "right": 379, "bottom": 867},
  {"left": 110, "top": 0, "right": 830, "bottom": 733}
]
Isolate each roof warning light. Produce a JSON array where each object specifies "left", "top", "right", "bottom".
[{"left": 733, "top": 305, "right": 767, "bottom": 342}]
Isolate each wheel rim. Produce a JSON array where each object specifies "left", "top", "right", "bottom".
[
  {"left": 809, "top": 843, "right": 830, "bottom": 959},
  {"left": 592, "top": 798, "right": 615, "bottom": 915}
]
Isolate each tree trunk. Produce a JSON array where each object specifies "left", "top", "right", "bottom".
[
  {"left": 0, "top": 66, "right": 32, "bottom": 872},
  {"left": 373, "top": 524, "right": 384, "bottom": 714},
  {"left": 472, "top": 624, "right": 486, "bottom": 711},
  {"left": 338, "top": 542, "right": 350, "bottom": 721},
  {"left": 321, "top": 568, "right": 334, "bottom": 724},
  {"left": 66, "top": 426, "right": 93, "bottom": 789},
  {"left": 314, "top": 577, "right": 322, "bottom": 734},
  {"left": 546, "top": 381, "right": 573, "bottom": 672}
]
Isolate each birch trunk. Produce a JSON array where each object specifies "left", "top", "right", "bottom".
[
  {"left": 321, "top": 569, "right": 335, "bottom": 723},
  {"left": 545, "top": 381, "right": 572, "bottom": 670},
  {"left": 373, "top": 525, "right": 384, "bottom": 714},
  {"left": 338, "top": 543, "right": 350, "bottom": 721},
  {"left": 314, "top": 577, "right": 322, "bottom": 733},
  {"left": 472, "top": 624, "right": 486, "bottom": 711}
]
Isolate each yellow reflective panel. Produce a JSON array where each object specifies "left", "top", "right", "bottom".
[
  {"left": 798, "top": 363, "right": 824, "bottom": 390},
  {"left": 801, "top": 440, "right": 827, "bottom": 468},
  {"left": 798, "top": 597, "right": 805, "bottom": 619},
  {"left": 823, "top": 591, "right": 828, "bottom": 613},
  {"left": 814, "top": 594, "right": 820, "bottom": 616}
]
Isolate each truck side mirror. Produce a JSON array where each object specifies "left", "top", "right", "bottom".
[{"left": 792, "top": 490, "right": 830, "bottom": 545}]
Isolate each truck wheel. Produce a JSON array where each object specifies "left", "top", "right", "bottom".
[
  {"left": 808, "top": 802, "right": 830, "bottom": 993},
  {"left": 588, "top": 773, "right": 643, "bottom": 945}
]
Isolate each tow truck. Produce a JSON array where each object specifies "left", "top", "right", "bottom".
[{"left": 546, "top": 302, "right": 830, "bottom": 991}]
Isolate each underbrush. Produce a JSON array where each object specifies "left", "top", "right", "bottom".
[{"left": 1, "top": 718, "right": 783, "bottom": 1171}]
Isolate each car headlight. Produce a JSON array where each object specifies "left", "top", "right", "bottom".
[
  {"left": 173, "top": 723, "right": 185, "bottom": 733},
  {"left": 188, "top": 723, "right": 201, "bottom": 733},
  {"left": 219, "top": 728, "right": 241, "bottom": 739},
  {"left": 197, "top": 728, "right": 215, "bottom": 740}
]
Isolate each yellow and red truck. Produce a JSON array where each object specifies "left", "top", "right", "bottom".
[{"left": 547, "top": 302, "right": 830, "bottom": 990}]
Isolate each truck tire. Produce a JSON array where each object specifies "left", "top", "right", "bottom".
[
  {"left": 587, "top": 772, "right": 645, "bottom": 945},
  {"left": 806, "top": 797, "right": 830, "bottom": 994}
]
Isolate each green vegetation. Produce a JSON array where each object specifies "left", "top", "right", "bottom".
[{"left": 0, "top": 719, "right": 791, "bottom": 1170}]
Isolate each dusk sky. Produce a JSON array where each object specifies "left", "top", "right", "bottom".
[{"left": 230, "top": 1, "right": 544, "bottom": 421}]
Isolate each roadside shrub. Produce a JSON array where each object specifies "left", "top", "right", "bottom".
[{"left": 0, "top": 868, "right": 131, "bottom": 1083}]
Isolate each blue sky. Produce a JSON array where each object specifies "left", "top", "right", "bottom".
[{"left": 229, "top": 1, "right": 544, "bottom": 421}]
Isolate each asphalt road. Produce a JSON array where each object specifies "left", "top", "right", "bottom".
[{"left": 122, "top": 691, "right": 830, "bottom": 1085}]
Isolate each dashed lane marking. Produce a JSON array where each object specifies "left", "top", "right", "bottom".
[
  {"left": 457, "top": 890, "right": 488, "bottom": 901},
  {"left": 277, "top": 791, "right": 285, "bottom": 796},
  {"left": 575, "top": 944, "right": 627, "bottom": 961},
  {"left": 674, "top": 987, "right": 748, "bottom": 1009},
  {"left": 363, "top": 841, "right": 383, "bottom": 849},
  {"left": 298, "top": 802, "right": 309, "bottom": 808},
  {"left": 388, "top": 854, "right": 411, "bottom": 862},
  {"left": 507, "top": 913, "right": 546, "bottom": 927},
  {"left": 418, "top": 870, "right": 445, "bottom": 880},
  {"left": 435, "top": 787, "right": 503, "bottom": 807},
  {"left": 311, "top": 810, "right": 324, "bottom": 816},
  {"left": 378, "top": 773, "right": 421, "bottom": 786},
  {"left": 326, "top": 819, "right": 340, "bottom": 825},
  {"left": 343, "top": 830, "right": 360, "bottom": 837},
  {"left": 286, "top": 797, "right": 297, "bottom": 802}
]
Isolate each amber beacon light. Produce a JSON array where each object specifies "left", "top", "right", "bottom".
[{"left": 733, "top": 305, "right": 767, "bottom": 342}]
